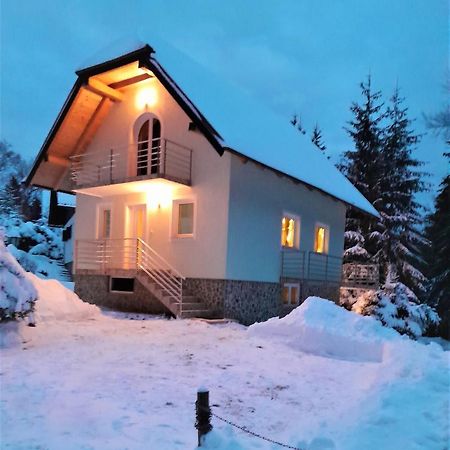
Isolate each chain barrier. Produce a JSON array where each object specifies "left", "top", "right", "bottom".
[{"left": 200, "top": 405, "right": 304, "bottom": 450}]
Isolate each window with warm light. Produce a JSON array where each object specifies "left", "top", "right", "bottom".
[
  {"left": 99, "top": 208, "right": 111, "bottom": 239},
  {"left": 175, "top": 201, "right": 194, "bottom": 236},
  {"left": 314, "top": 224, "right": 329, "bottom": 253},
  {"left": 281, "top": 282, "right": 300, "bottom": 305},
  {"left": 136, "top": 117, "right": 161, "bottom": 176},
  {"left": 281, "top": 215, "right": 299, "bottom": 248}
]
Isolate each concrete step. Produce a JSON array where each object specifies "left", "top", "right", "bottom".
[
  {"left": 180, "top": 309, "right": 213, "bottom": 319},
  {"left": 182, "top": 295, "right": 201, "bottom": 302},
  {"left": 181, "top": 302, "right": 207, "bottom": 310}
]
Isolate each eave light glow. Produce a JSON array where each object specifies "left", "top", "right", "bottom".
[
  {"left": 136, "top": 87, "right": 158, "bottom": 109},
  {"left": 146, "top": 182, "right": 173, "bottom": 210}
]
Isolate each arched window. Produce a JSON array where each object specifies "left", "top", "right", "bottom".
[
  {"left": 136, "top": 117, "right": 161, "bottom": 176},
  {"left": 151, "top": 118, "right": 161, "bottom": 175}
]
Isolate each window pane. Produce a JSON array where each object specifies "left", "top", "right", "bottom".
[
  {"left": 316, "top": 226, "right": 325, "bottom": 253},
  {"left": 102, "top": 209, "right": 111, "bottom": 238},
  {"left": 178, "top": 203, "right": 194, "bottom": 235},
  {"left": 281, "top": 216, "right": 296, "bottom": 247},
  {"left": 281, "top": 287, "right": 290, "bottom": 304},
  {"left": 291, "top": 286, "right": 298, "bottom": 304}
]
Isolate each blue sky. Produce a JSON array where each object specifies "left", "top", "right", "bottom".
[{"left": 1, "top": 0, "right": 448, "bottom": 207}]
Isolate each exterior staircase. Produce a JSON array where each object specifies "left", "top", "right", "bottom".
[
  {"left": 75, "top": 237, "right": 212, "bottom": 319},
  {"left": 136, "top": 270, "right": 212, "bottom": 319}
]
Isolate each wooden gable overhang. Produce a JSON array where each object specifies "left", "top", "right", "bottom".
[{"left": 26, "top": 45, "right": 224, "bottom": 192}]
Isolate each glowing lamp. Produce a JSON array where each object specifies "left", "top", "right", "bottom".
[
  {"left": 136, "top": 87, "right": 158, "bottom": 109},
  {"left": 146, "top": 183, "right": 172, "bottom": 211}
]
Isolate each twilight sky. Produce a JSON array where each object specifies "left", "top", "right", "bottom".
[{"left": 1, "top": 0, "right": 448, "bottom": 207}]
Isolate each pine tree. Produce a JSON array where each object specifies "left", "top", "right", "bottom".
[
  {"left": 375, "top": 88, "right": 428, "bottom": 295},
  {"left": 339, "top": 76, "right": 385, "bottom": 262},
  {"left": 311, "top": 124, "right": 327, "bottom": 154},
  {"left": 1, "top": 176, "right": 22, "bottom": 218},
  {"left": 425, "top": 152, "right": 450, "bottom": 337},
  {"left": 0, "top": 141, "right": 42, "bottom": 223}
]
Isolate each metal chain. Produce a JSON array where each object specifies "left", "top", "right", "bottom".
[{"left": 202, "top": 406, "right": 304, "bottom": 450}]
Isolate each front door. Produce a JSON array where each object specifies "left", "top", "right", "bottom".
[{"left": 128, "top": 204, "right": 146, "bottom": 268}]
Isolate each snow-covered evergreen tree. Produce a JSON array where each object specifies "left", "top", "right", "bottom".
[
  {"left": 352, "top": 282, "right": 439, "bottom": 338},
  {"left": 424, "top": 152, "right": 450, "bottom": 337},
  {"left": 339, "top": 76, "right": 385, "bottom": 263},
  {"left": 375, "top": 88, "right": 428, "bottom": 295},
  {"left": 0, "top": 176, "right": 22, "bottom": 218},
  {"left": 0, "top": 141, "right": 42, "bottom": 224}
]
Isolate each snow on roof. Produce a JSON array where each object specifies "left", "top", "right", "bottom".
[
  {"left": 81, "top": 38, "right": 378, "bottom": 217},
  {"left": 77, "top": 36, "right": 149, "bottom": 72}
]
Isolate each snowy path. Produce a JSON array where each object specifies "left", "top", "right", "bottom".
[{"left": 0, "top": 281, "right": 448, "bottom": 449}]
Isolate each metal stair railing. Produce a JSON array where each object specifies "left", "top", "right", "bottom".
[
  {"left": 136, "top": 238, "right": 185, "bottom": 315},
  {"left": 75, "top": 238, "right": 185, "bottom": 315}
]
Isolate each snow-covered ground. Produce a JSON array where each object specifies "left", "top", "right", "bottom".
[{"left": 0, "top": 278, "right": 448, "bottom": 450}]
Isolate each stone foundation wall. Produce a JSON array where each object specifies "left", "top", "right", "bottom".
[
  {"left": 301, "top": 281, "right": 340, "bottom": 304},
  {"left": 183, "top": 278, "right": 226, "bottom": 317},
  {"left": 74, "top": 274, "right": 170, "bottom": 315},
  {"left": 185, "top": 278, "right": 280, "bottom": 325},
  {"left": 75, "top": 274, "right": 340, "bottom": 325}
]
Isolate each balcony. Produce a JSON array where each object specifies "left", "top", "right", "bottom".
[
  {"left": 70, "top": 138, "right": 193, "bottom": 190},
  {"left": 281, "top": 250, "right": 342, "bottom": 283}
]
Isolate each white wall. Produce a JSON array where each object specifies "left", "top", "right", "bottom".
[
  {"left": 74, "top": 76, "right": 231, "bottom": 279},
  {"left": 73, "top": 73, "right": 347, "bottom": 283},
  {"left": 225, "top": 154, "right": 347, "bottom": 283}
]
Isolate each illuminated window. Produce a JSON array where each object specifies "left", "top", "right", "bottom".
[
  {"left": 136, "top": 117, "right": 161, "bottom": 176},
  {"left": 281, "top": 283, "right": 300, "bottom": 305},
  {"left": 314, "top": 224, "right": 329, "bottom": 253},
  {"left": 176, "top": 202, "right": 194, "bottom": 236},
  {"left": 281, "top": 215, "right": 299, "bottom": 248},
  {"left": 99, "top": 208, "right": 111, "bottom": 239}
]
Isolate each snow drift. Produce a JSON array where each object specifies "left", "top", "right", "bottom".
[
  {"left": 249, "top": 297, "right": 403, "bottom": 362},
  {"left": 28, "top": 273, "right": 99, "bottom": 323}
]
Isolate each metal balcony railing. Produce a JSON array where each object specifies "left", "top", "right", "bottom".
[
  {"left": 281, "top": 250, "right": 342, "bottom": 283},
  {"left": 70, "top": 138, "right": 193, "bottom": 188},
  {"left": 341, "top": 263, "right": 379, "bottom": 287}
]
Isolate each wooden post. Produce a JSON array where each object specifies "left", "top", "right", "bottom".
[{"left": 196, "top": 388, "right": 212, "bottom": 447}]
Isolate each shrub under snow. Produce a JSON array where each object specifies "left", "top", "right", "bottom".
[
  {"left": 2, "top": 218, "right": 63, "bottom": 260},
  {"left": 351, "top": 282, "right": 440, "bottom": 338},
  {"left": 0, "top": 234, "right": 38, "bottom": 321}
]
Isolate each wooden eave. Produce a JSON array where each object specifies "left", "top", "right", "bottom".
[{"left": 25, "top": 45, "right": 225, "bottom": 191}]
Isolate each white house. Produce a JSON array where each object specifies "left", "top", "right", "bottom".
[{"left": 26, "top": 40, "right": 377, "bottom": 324}]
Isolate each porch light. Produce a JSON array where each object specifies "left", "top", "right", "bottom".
[
  {"left": 136, "top": 86, "right": 158, "bottom": 109},
  {"left": 146, "top": 183, "right": 172, "bottom": 211}
]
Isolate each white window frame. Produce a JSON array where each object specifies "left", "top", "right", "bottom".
[
  {"left": 96, "top": 203, "right": 113, "bottom": 239},
  {"left": 171, "top": 198, "right": 196, "bottom": 239},
  {"left": 280, "top": 212, "right": 301, "bottom": 250},
  {"left": 314, "top": 222, "right": 330, "bottom": 254},
  {"left": 282, "top": 282, "right": 300, "bottom": 306}
]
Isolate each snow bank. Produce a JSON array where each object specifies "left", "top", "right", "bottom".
[
  {"left": 200, "top": 427, "right": 337, "bottom": 450},
  {"left": 27, "top": 273, "right": 99, "bottom": 323},
  {"left": 0, "top": 236, "right": 37, "bottom": 321},
  {"left": 249, "top": 297, "right": 402, "bottom": 362}
]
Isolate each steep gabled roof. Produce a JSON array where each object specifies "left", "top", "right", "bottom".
[{"left": 26, "top": 39, "right": 378, "bottom": 217}]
